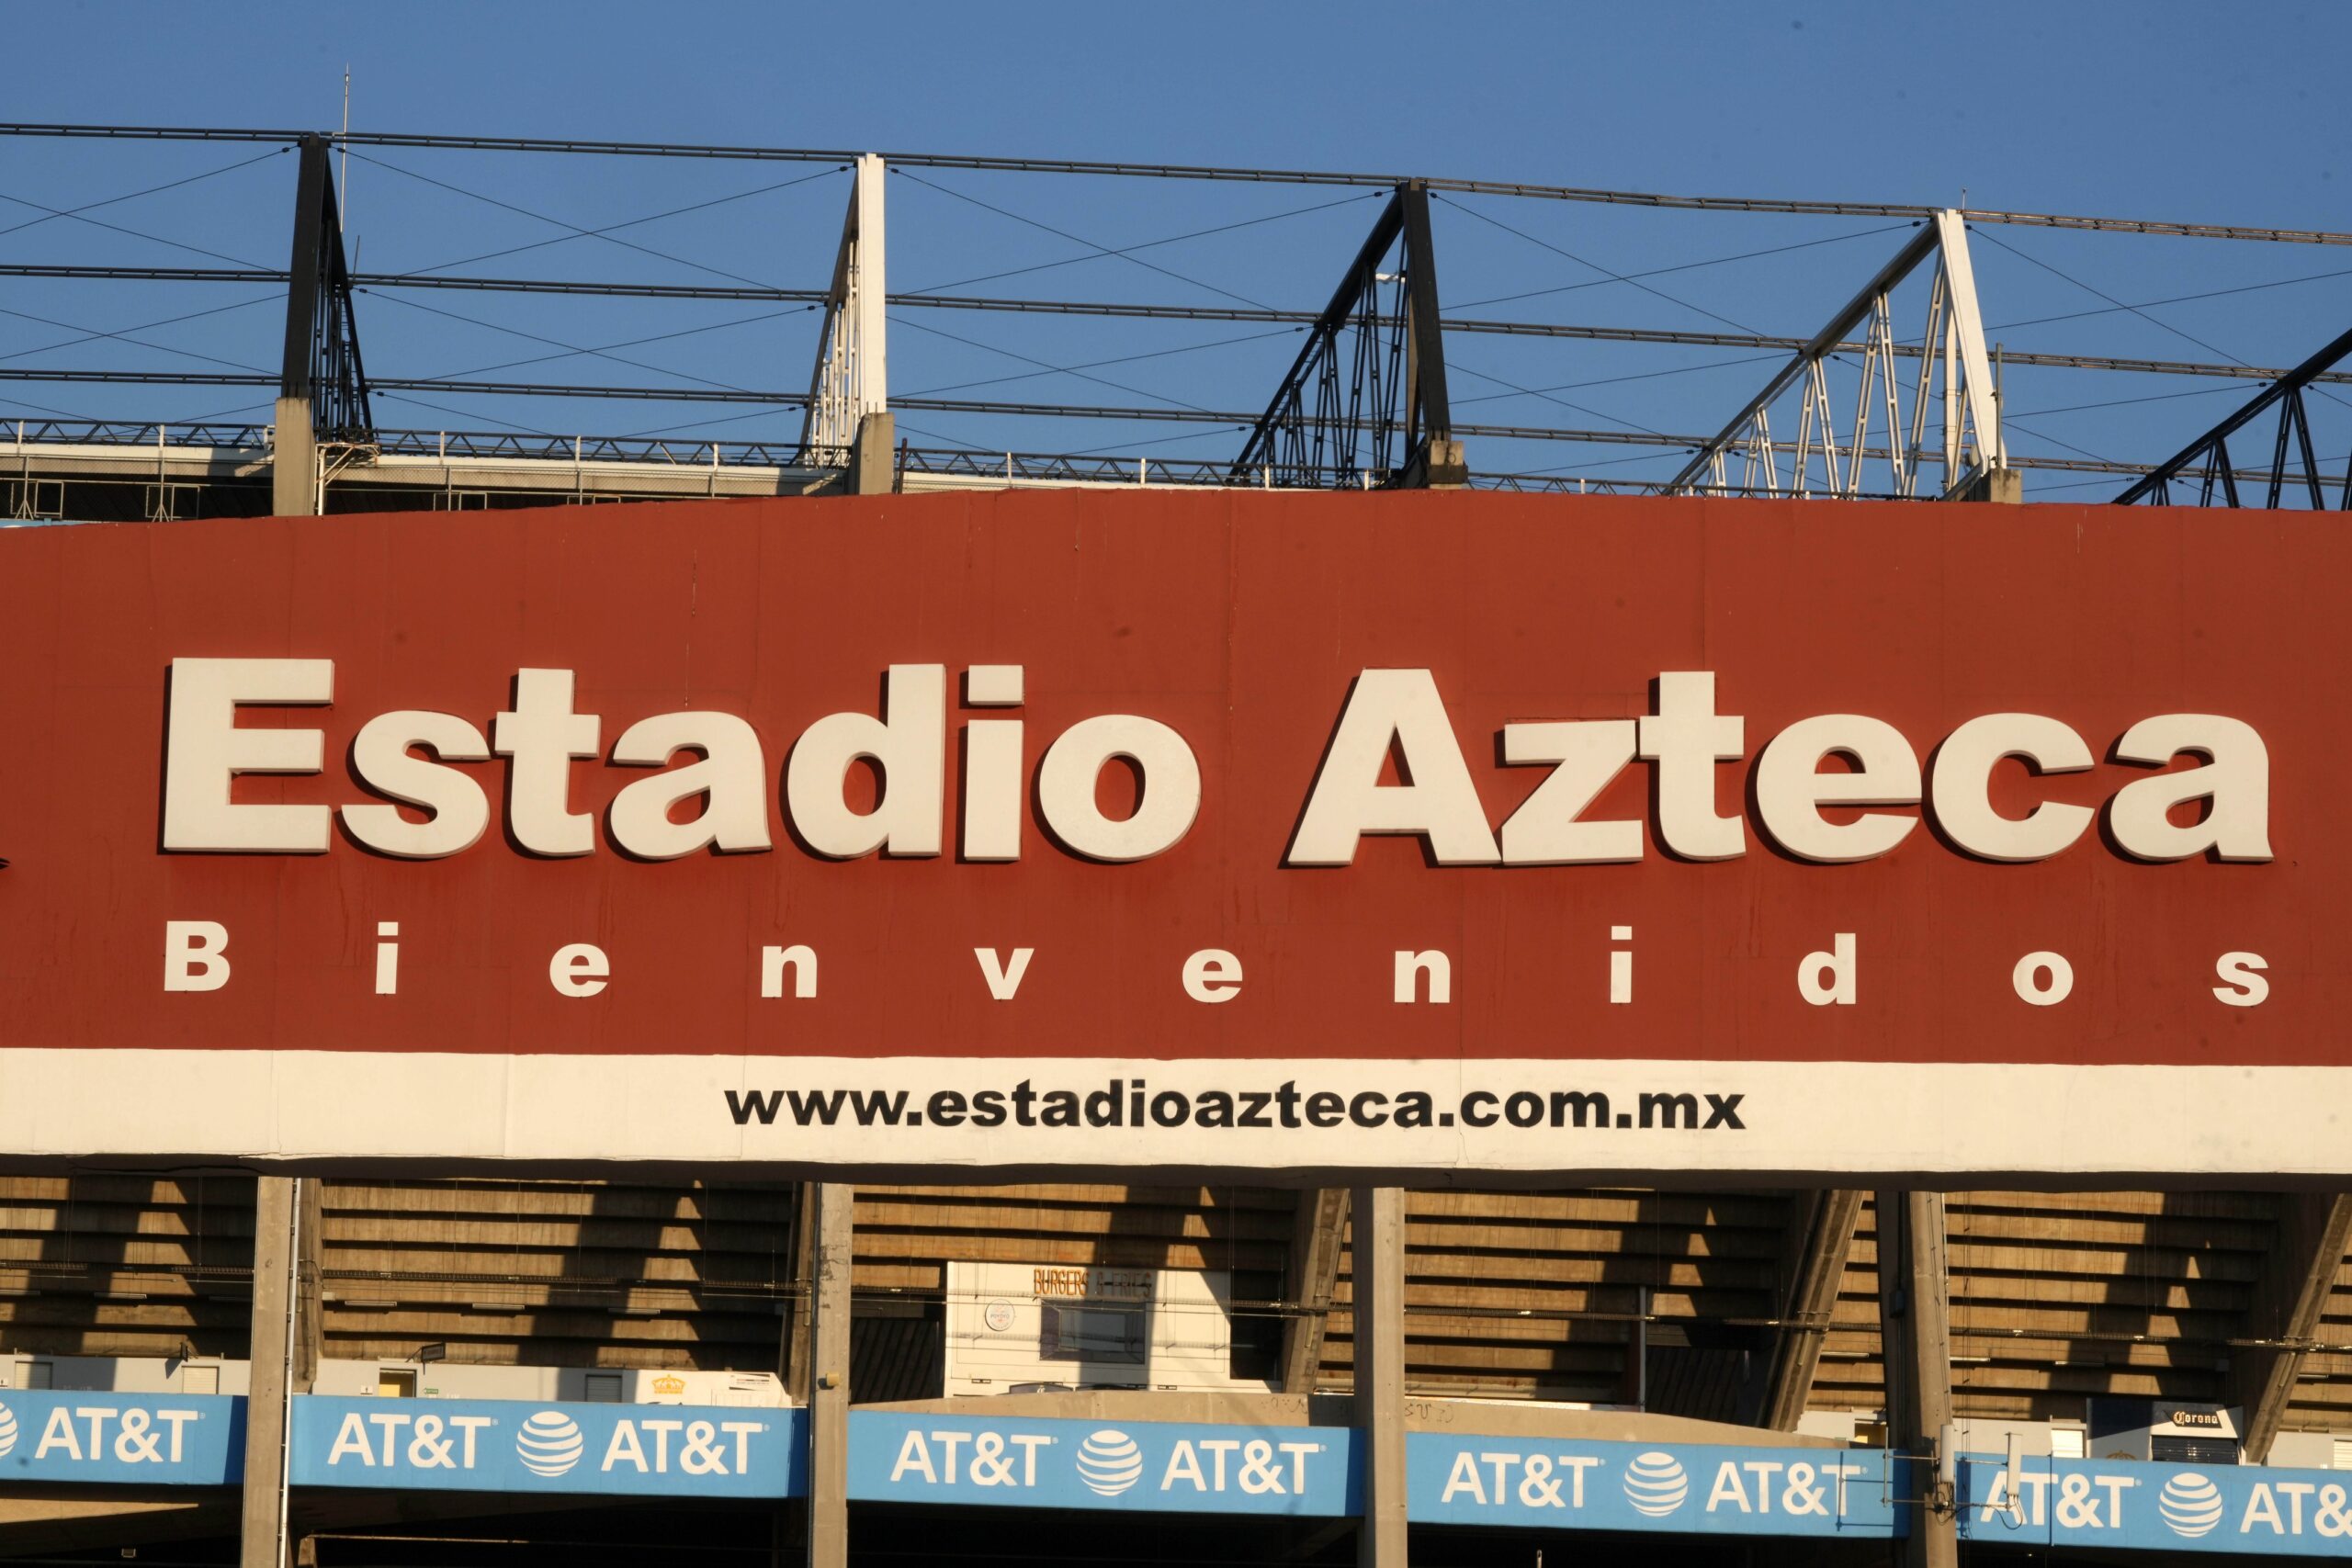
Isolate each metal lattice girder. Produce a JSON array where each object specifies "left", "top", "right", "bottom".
[
  {"left": 1668, "top": 211, "right": 2001, "bottom": 501},
  {"left": 1231, "top": 181, "right": 1458, "bottom": 488},
  {"left": 2114, "top": 323, "right": 2352, "bottom": 508},
  {"left": 798, "top": 154, "right": 888, "bottom": 468},
  {"left": 280, "top": 133, "right": 372, "bottom": 445}
]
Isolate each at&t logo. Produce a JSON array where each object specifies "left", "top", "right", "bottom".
[
  {"left": 1075, "top": 1430, "right": 1142, "bottom": 1496},
  {"left": 1623, "top": 1451, "right": 1690, "bottom": 1517}
]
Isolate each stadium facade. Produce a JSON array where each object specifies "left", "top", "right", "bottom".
[{"left": 1, "top": 126, "right": 2349, "bottom": 1568}]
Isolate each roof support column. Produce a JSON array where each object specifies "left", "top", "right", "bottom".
[
  {"left": 1754, "top": 1189, "right": 1866, "bottom": 1429},
  {"left": 1283, "top": 1189, "right": 1350, "bottom": 1394},
  {"left": 805, "top": 1182, "right": 853, "bottom": 1568},
  {"left": 1875, "top": 1190, "right": 1956, "bottom": 1568},
  {"left": 239, "top": 1176, "right": 314, "bottom": 1568},
  {"left": 801, "top": 156, "right": 889, "bottom": 479},
  {"left": 272, "top": 133, "right": 370, "bottom": 516},
  {"left": 1349, "top": 1185, "right": 1407, "bottom": 1567},
  {"left": 2232, "top": 1192, "right": 2352, "bottom": 1461}
]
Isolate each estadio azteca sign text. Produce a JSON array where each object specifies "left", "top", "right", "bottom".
[{"left": 0, "top": 491, "right": 2343, "bottom": 1175}]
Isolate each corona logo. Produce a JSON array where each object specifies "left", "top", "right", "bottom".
[{"left": 651, "top": 1375, "right": 686, "bottom": 1396}]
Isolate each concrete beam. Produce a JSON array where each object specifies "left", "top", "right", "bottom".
[
  {"left": 240, "top": 1176, "right": 300, "bottom": 1568},
  {"left": 1349, "top": 1186, "right": 1407, "bottom": 1568},
  {"left": 270, "top": 399, "right": 314, "bottom": 517},
  {"left": 1874, "top": 1190, "right": 1956, "bottom": 1568},
  {"left": 1282, "top": 1189, "right": 1350, "bottom": 1395},
  {"left": 2233, "top": 1191, "right": 2352, "bottom": 1461},
  {"left": 806, "top": 1182, "right": 853, "bottom": 1568},
  {"left": 847, "top": 412, "right": 897, "bottom": 495},
  {"left": 1757, "top": 1190, "right": 1866, "bottom": 1430}
]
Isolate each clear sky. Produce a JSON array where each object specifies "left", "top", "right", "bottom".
[{"left": 4, "top": 0, "right": 2347, "bottom": 493}]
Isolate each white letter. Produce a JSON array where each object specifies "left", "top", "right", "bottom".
[
  {"left": 976, "top": 947, "right": 1033, "bottom": 1000},
  {"left": 493, "top": 670, "right": 601, "bottom": 857},
  {"left": 608, "top": 712, "right": 774, "bottom": 859},
  {"left": 2214, "top": 952, "right": 2269, "bottom": 1008},
  {"left": 1928, "top": 714, "right": 2095, "bottom": 862},
  {"left": 1394, "top": 950, "right": 1451, "bottom": 1005},
  {"left": 786, "top": 665, "right": 945, "bottom": 858},
  {"left": 2012, "top": 952, "right": 2073, "bottom": 1007},
  {"left": 374, "top": 921, "right": 399, "bottom": 996},
  {"left": 964, "top": 666, "right": 1024, "bottom": 862},
  {"left": 1609, "top": 925, "right": 1633, "bottom": 1005},
  {"left": 1288, "top": 670, "right": 1498, "bottom": 866},
  {"left": 1799, "top": 932, "right": 1857, "bottom": 1006},
  {"left": 1755, "top": 715, "right": 1920, "bottom": 863},
  {"left": 162, "top": 657, "right": 334, "bottom": 852},
  {"left": 326, "top": 1411, "right": 373, "bottom": 1466},
  {"left": 1499, "top": 719, "right": 1642, "bottom": 864},
  {"left": 550, "top": 942, "right": 609, "bottom": 998},
  {"left": 1182, "top": 949, "right": 1243, "bottom": 1003},
  {"left": 341, "top": 711, "right": 492, "bottom": 859},
  {"left": 2108, "top": 715, "right": 2272, "bottom": 862},
  {"left": 762, "top": 944, "right": 817, "bottom": 999},
  {"left": 1036, "top": 715, "right": 1200, "bottom": 862},
  {"left": 164, "top": 920, "right": 231, "bottom": 992},
  {"left": 1637, "top": 672, "right": 1745, "bottom": 861},
  {"left": 1440, "top": 1450, "right": 1487, "bottom": 1505},
  {"left": 889, "top": 1430, "right": 936, "bottom": 1484}
]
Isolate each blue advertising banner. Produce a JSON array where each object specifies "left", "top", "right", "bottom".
[
  {"left": 1408, "top": 1435, "right": 1905, "bottom": 1540},
  {"left": 0, "top": 1392, "right": 242, "bottom": 1486},
  {"left": 1958, "top": 1454, "right": 2352, "bottom": 1556},
  {"left": 289, "top": 1397, "right": 805, "bottom": 1500},
  {"left": 848, "top": 1412, "right": 1359, "bottom": 1517}
]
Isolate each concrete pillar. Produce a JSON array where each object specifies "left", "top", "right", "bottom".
[
  {"left": 805, "top": 1183, "right": 853, "bottom": 1568},
  {"left": 239, "top": 1177, "right": 300, "bottom": 1568},
  {"left": 1349, "top": 1186, "right": 1408, "bottom": 1568},
  {"left": 1954, "top": 466, "right": 2022, "bottom": 502},
  {"left": 847, "top": 412, "right": 896, "bottom": 496},
  {"left": 1875, "top": 1190, "right": 1957, "bottom": 1568},
  {"left": 271, "top": 400, "right": 315, "bottom": 518}
]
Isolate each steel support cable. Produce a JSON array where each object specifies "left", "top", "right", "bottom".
[
  {"left": 340, "top": 149, "right": 792, "bottom": 295},
  {"left": 1444, "top": 214, "right": 1920, "bottom": 314},
  {"left": 371, "top": 387, "right": 556, "bottom": 438},
  {"left": 1450, "top": 351, "right": 1789, "bottom": 410},
  {"left": 361, "top": 288, "right": 817, "bottom": 397},
  {"left": 0, "top": 187, "right": 272, "bottom": 270},
  {"left": 0, "top": 145, "right": 288, "bottom": 244},
  {"left": 16, "top": 261, "right": 2346, "bottom": 386},
  {"left": 1983, "top": 265, "right": 2352, "bottom": 334},
  {"left": 895, "top": 189, "right": 1385, "bottom": 299},
  {"left": 891, "top": 312, "right": 1271, "bottom": 415},
  {"left": 895, "top": 320, "right": 1299, "bottom": 401},
  {"left": 1444, "top": 357, "right": 1674, "bottom": 438},
  {"left": 890, "top": 167, "right": 1285, "bottom": 312},
  {"left": 0, "top": 293, "right": 281, "bottom": 369},
  {"left": 609, "top": 321, "right": 1299, "bottom": 440},
  {"left": 1432, "top": 191, "right": 1771, "bottom": 336},
  {"left": 8, "top": 124, "right": 2350, "bottom": 245},
  {"left": 391, "top": 163, "right": 850, "bottom": 281},
  {"left": 1977, "top": 227, "right": 2352, "bottom": 418}
]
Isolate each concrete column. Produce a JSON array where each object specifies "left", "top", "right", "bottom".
[
  {"left": 847, "top": 412, "right": 896, "bottom": 496},
  {"left": 239, "top": 1176, "right": 300, "bottom": 1568},
  {"left": 1875, "top": 1190, "right": 1957, "bottom": 1568},
  {"left": 271, "top": 400, "right": 315, "bottom": 517},
  {"left": 805, "top": 1182, "right": 853, "bottom": 1568},
  {"left": 1349, "top": 1185, "right": 1408, "bottom": 1568}
]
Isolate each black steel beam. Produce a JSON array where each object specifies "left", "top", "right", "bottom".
[
  {"left": 277, "top": 133, "right": 373, "bottom": 442},
  {"left": 2115, "top": 323, "right": 2352, "bottom": 505},
  {"left": 5, "top": 123, "right": 2347, "bottom": 244}
]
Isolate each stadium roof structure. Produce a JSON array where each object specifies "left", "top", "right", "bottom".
[{"left": 2, "top": 122, "right": 2346, "bottom": 520}]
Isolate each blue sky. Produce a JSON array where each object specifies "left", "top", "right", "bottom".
[{"left": 4, "top": 1, "right": 2347, "bottom": 494}]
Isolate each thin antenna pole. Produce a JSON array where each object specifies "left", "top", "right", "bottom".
[{"left": 338, "top": 68, "right": 350, "bottom": 221}]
